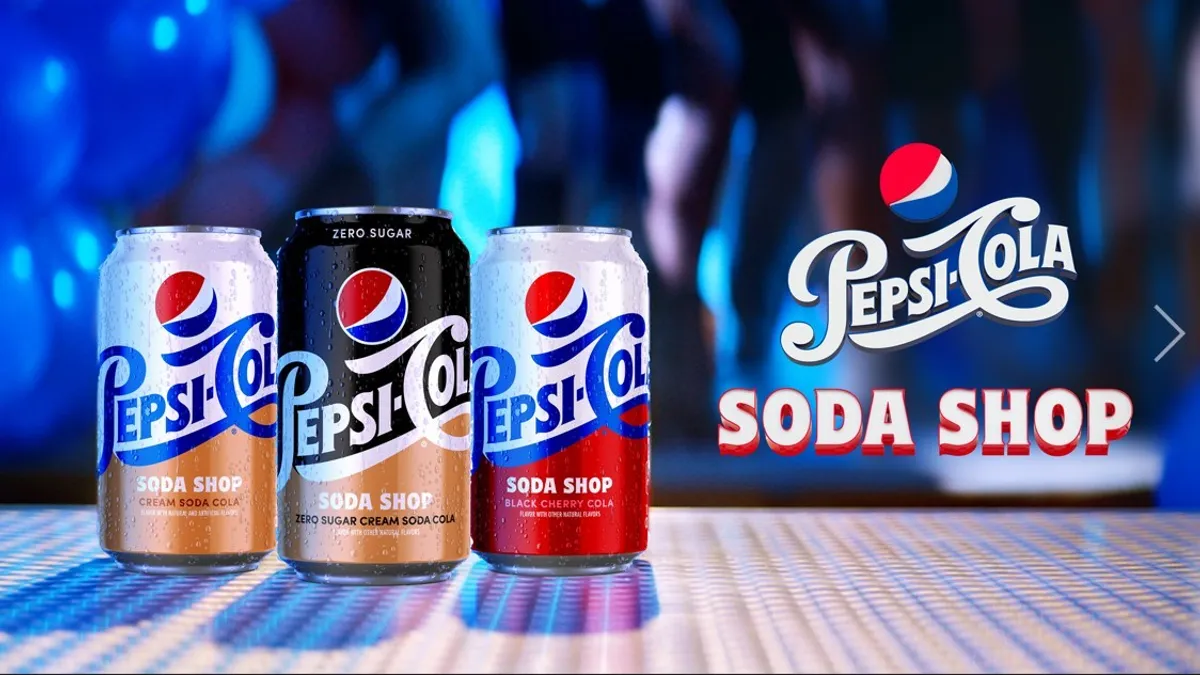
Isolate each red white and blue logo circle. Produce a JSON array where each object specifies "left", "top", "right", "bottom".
[
  {"left": 156, "top": 271, "right": 217, "bottom": 338},
  {"left": 526, "top": 271, "right": 588, "bottom": 338},
  {"left": 879, "top": 143, "right": 958, "bottom": 222},
  {"left": 337, "top": 268, "right": 408, "bottom": 345}
]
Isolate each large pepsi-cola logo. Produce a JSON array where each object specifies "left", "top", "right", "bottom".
[
  {"left": 472, "top": 271, "right": 649, "bottom": 469},
  {"left": 98, "top": 272, "right": 276, "bottom": 475},
  {"left": 782, "top": 142, "right": 1075, "bottom": 365},
  {"left": 337, "top": 268, "right": 408, "bottom": 345},
  {"left": 278, "top": 273, "right": 469, "bottom": 486}
]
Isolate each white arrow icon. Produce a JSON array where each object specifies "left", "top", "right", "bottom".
[{"left": 1154, "top": 305, "right": 1185, "bottom": 362}]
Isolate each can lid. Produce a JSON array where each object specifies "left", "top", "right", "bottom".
[
  {"left": 295, "top": 206, "right": 452, "bottom": 220},
  {"left": 117, "top": 225, "right": 262, "bottom": 237},
  {"left": 489, "top": 225, "right": 632, "bottom": 237}
]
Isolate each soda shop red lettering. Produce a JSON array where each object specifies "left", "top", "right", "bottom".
[{"left": 717, "top": 387, "right": 1132, "bottom": 456}]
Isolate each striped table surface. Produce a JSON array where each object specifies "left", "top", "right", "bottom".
[{"left": 0, "top": 508, "right": 1195, "bottom": 673}]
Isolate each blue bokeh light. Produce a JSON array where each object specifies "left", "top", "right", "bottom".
[
  {"left": 11, "top": 246, "right": 32, "bottom": 281},
  {"left": 186, "top": 0, "right": 210, "bottom": 16},
  {"left": 41, "top": 59, "right": 66, "bottom": 96},
  {"left": 0, "top": 240, "right": 51, "bottom": 417},
  {"left": 0, "top": 16, "right": 85, "bottom": 208},
  {"left": 73, "top": 231, "right": 100, "bottom": 271},
  {"left": 201, "top": 9, "right": 275, "bottom": 158},
  {"left": 440, "top": 84, "right": 519, "bottom": 261},
  {"left": 152, "top": 16, "right": 179, "bottom": 52},
  {"left": 52, "top": 270, "right": 75, "bottom": 308}
]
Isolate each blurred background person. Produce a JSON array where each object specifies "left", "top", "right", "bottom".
[
  {"left": 1081, "top": 0, "right": 1157, "bottom": 397},
  {"left": 640, "top": 0, "right": 739, "bottom": 441},
  {"left": 642, "top": 0, "right": 889, "bottom": 437},
  {"left": 725, "top": 0, "right": 889, "bottom": 386},
  {"left": 499, "top": 0, "right": 605, "bottom": 228},
  {"left": 1180, "top": 1, "right": 1200, "bottom": 378},
  {"left": 1161, "top": 0, "right": 1200, "bottom": 508},
  {"left": 143, "top": 0, "right": 500, "bottom": 252},
  {"left": 500, "top": 0, "right": 723, "bottom": 440}
]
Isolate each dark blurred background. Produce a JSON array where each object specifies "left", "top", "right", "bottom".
[{"left": 0, "top": 0, "right": 1196, "bottom": 508}]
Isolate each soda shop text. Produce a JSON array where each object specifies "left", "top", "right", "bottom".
[
  {"left": 719, "top": 195, "right": 1134, "bottom": 457},
  {"left": 293, "top": 491, "right": 457, "bottom": 527},
  {"left": 314, "top": 491, "right": 435, "bottom": 511},
  {"left": 718, "top": 388, "right": 1132, "bottom": 456},
  {"left": 134, "top": 474, "right": 246, "bottom": 508},
  {"left": 294, "top": 491, "right": 454, "bottom": 528},
  {"left": 506, "top": 475, "right": 614, "bottom": 495},
  {"left": 136, "top": 474, "right": 243, "bottom": 493}
]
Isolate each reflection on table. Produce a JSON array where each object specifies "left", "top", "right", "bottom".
[{"left": 0, "top": 508, "right": 1195, "bottom": 673}]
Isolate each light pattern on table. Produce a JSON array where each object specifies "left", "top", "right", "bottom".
[{"left": 0, "top": 508, "right": 1195, "bottom": 673}]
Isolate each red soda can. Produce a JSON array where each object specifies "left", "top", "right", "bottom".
[{"left": 471, "top": 226, "right": 651, "bottom": 575}]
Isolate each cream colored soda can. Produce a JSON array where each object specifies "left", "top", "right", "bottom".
[{"left": 97, "top": 226, "right": 278, "bottom": 574}]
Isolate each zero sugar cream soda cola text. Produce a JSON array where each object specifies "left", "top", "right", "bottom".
[
  {"left": 97, "top": 226, "right": 277, "bottom": 574},
  {"left": 277, "top": 207, "right": 470, "bottom": 585},
  {"left": 472, "top": 225, "right": 650, "bottom": 575}
]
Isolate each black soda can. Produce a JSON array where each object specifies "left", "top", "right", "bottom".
[{"left": 276, "top": 206, "right": 472, "bottom": 585}]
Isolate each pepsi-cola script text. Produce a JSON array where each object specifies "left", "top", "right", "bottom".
[
  {"left": 277, "top": 316, "right": 470, "bottom": 485},
  {"left": 783, "top": 198, "right": 1075, "bottom": 365},
  {"left": 718, "top": 388, "right": 1133, "bottom": 456},
  {"left": 472, "top": 314, "right": 649, "bottom": 468},
  {"left": 98, "top": 314, "right": 277, "bottom": 474}
]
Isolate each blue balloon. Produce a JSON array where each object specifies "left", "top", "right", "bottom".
[
  {"left": 32, "top": 0, "right": 233, "bottom": 204},
  {"left": 0, "top": 15, "right": 85, "bottom": 211}
]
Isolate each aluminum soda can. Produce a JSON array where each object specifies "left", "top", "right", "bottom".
[
  {"left": 277, "top": 206, "right": 471, "bottom": 585},
  {"left": 97, "top": 226, "right": 278, "bottom": 574},
  {"left": 471, "top": 225, "right": 651, "bottom": 575}
]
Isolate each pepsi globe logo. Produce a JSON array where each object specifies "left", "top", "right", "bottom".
[
  {"left": 337, "top": 268, "right": 408, "bottom": 345},
  {"left": 879, "top": 143, "right": 958, "bottom": 222},
  {"left": 156, "top": 271, "right": 217, "bottom": 338},
  {"left": 526, "top": 271, "right": 589, "bottom": 338}
]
